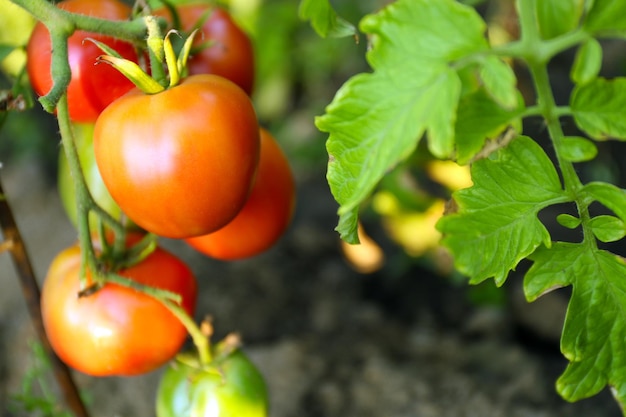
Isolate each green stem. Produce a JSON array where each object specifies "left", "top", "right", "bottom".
[
  {"left": 56, "top": 95, "right": 128, "bottom": 285},
  {"left": 162, "top": 301, "right": 213, "bottom": 365},
  {"left": 516, "top": 0, "right": 596, "bottom": 249},
  {"left": 8, "top": 0, "right": 154, "bottom": 112}
]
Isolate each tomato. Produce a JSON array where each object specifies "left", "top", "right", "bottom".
[
  {"left": 155, "top": 4, "right": 255, "bottom": 95},
  {"left": 58, "top": 123, "right": 136, "bottom": 231},
  {"left": 156, "top": 349, "right": 268, "bottom": 417},
  {"left": 93, "top": 74, "right": 260, "bottom": 239},
  {"left": 186, "top": 128, "right": 295, "bottom": 260},
  {"left": 26, "top": 0, "right": 139, "bottom": 122},
  {"left": 41, "top": 240, "right": 197, "bottom": 376}
]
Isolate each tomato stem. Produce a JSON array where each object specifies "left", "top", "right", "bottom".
[
  {"left": 162, "top": 300, "right": 213, "bottom": 365},
  {"left": 8, "top": 0, "right": 154, "bottom": 113}
]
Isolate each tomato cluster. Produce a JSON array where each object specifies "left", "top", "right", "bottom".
[{"left": 27, "top": 0, "right": 294, "bottom": 414}]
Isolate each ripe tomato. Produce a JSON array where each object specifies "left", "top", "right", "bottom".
[
  {"left": 93, "top": 74, "right": 260, "bottom": 239},
  {"left": 156, "top": 349, "right": 268, "bottom": 417},
  {"left": 41, "top": 240, "right": 197, "bottom": 376},
  {"left": 155, "top": 4, "right": 255, "bottom": 95},
  {"left": 58, "top": 123, "right": 136, "bottom": 230},
  {"left": 26, "top": 0, "right": 139, "bottom": 122},
  {"left": 186, "top": 128, "right": 295, "bottom": 260}
]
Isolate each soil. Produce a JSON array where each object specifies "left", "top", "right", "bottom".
[{"left": 0, "top": 158, "right": 623, "bottom": 417}]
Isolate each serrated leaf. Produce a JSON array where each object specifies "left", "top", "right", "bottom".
[
  {"left": 479, "top": 55, "right": 518, "bottom": 109},
  {"left": 437, "top": 136, "right": 569, "bottom": 285},
  {"left": 317, "top": 0, "right": 489, "bottom": 242},
  {"left": 536, "top": 0, "right": 584, "bottom": 39},
  {"left": 557, "top": 213, "right": 582, "bottom": 229},
  {"left": 571, "top": 77, "right": 626, "bottom": 140},
  {"left": 589, "top": 215, "right": 626, "bottom": 242},
  {"left": 570, "top": 38, "right": 602, "bottom": 85},
  {"left": 525, "top": 243, "right": 626, "bottom": 405},
  {"left": 455, "top": 89, "right": 524, "bottom": 164},
  {"left": 561, "top": 136, "right": 598, "bottom": 162},
  {"left": 298, "top": 0, "right": 356, "bottom": 38},
  {"left": 360, "top": 0, "right": 488, "bottom": 69},
  {"left": 584, "top": 0, "right": 626, "bottom": 34}
]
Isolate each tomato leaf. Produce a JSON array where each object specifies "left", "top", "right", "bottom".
[
  {"left": 583, "top": 182, "right": 626, "bottom": 223},
  {"left": 556, "top": 213, "right": 581, "bottom": 229},
  {"left": 454, "top": 88, "right": 524, "bottom": 164},
  {"left": 560, "top": 136, "right": 598, "bottom": 162},
  {"left": 436, "top": 136, "right": 569, "bottom": 286},
  {"left": 298, "top": 0, "right": 356, "bottom": 39},
  {"left": 571, "top": 77, "right": 626, "bottom": 140},
  {"left": 479, "top": 55, "right": 518, "bottom": 110},
  {"left": 570, "top": 38, "right": 602, "bottom": 85},
  {"left": 589, "top": 215, "right": 626, "bottom": 243},
  {"left": 536, "top": 0, "right": 584, "bottom": 40},
  {"left": 316, "top": 0, "right": 489, "bottom": 242},
  {"left": 525, "top": 243, "right": 626, "bottom": 404},
  {"left": 583, "top": 0, "right": 626, "bottom": 35}
]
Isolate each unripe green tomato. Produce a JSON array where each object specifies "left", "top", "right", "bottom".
[
  {"left": 58, "top": 123, "right": 136, "bottom": 230},
  {"left": 156, "top": 349, "right": 268, "bottom": 417}
]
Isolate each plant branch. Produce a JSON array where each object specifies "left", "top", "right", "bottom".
[
  {"left": 8, "top": 0, "right": 155, "bottom": 112},
  {"left": 0, "top": 177, "right": 90, "bottom": 417}
]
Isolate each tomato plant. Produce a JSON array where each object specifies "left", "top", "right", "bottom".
[
  {"left": 156, "top": 349, "right": 268, "bottom": 417},
  {"left": 40, "top": 239, "right": 197, "bottom": 376},
  {"left": 186, "top": 128, "right": 295, "bottom": 260},
  {"left": 93, "top": 74, "right": 260, "bottom": 239},
  {"left": 26, "top": 0, "right": 140, "bottom": 123},
  {"left": 155, "top": 3, "right": 255, "bottom": 95},
  {"left": 58, "top": 122, "right": 134, "bottom": 231}
]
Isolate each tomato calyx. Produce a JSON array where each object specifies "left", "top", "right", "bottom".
[{"left": 95, "top": 16, "right": 198, "bottom": 93}]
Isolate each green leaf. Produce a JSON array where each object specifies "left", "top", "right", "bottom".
[
  {"left": 570, "top": 38, "right": 602, "bottom": 85},
  {"left": 317, "top": 0, "right": 489, "bottom": 242},
  {"left": 525, "top": 243, "right": 626, "bottom": 405},
  {"left": 479, "top": 55, "right": 518, "bottom": 109},
  {"left": 437, "top": 136, "right": 569, "bottom": 285},
  {"left": 298, "top": 0, "right": 356, "bottom": 38},
  {"left": 557, "top": 213, "right": 581, "bottom": 229},
  {"left": 536, "top": 0, "right": 584, "bottom": 39},
  {"left": 584, "top": 182, "right": 626, "bottom": 223},
  {"left": 571, "top": 77, "right": 626, "bottom": 140},
  {"left": 454, "top": 89, "right": 525, "bottom": 164},
  {"left": 584, "top": 0, "right": 626, "bottom": 34},
  {"left": 589, "top": 215, "right": 626, "bottom": 242},
  {"left": 560, "top": 136, "right": 598, "bottom": 162}
]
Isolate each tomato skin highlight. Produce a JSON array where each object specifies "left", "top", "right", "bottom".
[
  {"left": 186, "top": 128, "right": 295, "bottom": 260},
  {"left": 156, "top": 350, "right": 269, "bottom": 417},
  {"left": 93, "top": 74, "right": 260, "bottom": 239},
  {"left": 26, "top": 0, "right": 139, "bottom": 122},
  {"left": 41, "top": 242, "right": 197, "bottom": 376},
  {"left": 155, "top": 4, "right": 255, "bottom": 95}
]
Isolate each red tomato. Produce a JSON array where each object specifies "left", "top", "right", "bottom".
[
  {"left": 155, "top": 4, "right": 255, "bottom": 95},
  {"left": 41, "top": 240, "right": 197, "bottom": 376},
  {"left": 93, "top": 74, "right": 260, "bottom": 239},
  {"left": 186, "top": 128, "right": 295, "bottom": 260},
  {"left": 26, "top": 0, "right": 139, "bottom": 122}
]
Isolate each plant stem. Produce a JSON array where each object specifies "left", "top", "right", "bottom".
[
  {"left": 8, "top": 0, "right": 154, "bottom": 112},
  {"left": 0, "top": 178, "right": 90, "bottom": 417},
  {"left": 516, "top": 0, "right": 596, "bottom": 249},
  {"left": 162, "top": 300, "right": 213, "bottom": 365},
  {"left": 56, "top": 94, "right": 128, "bottom": 284}
]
